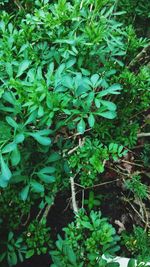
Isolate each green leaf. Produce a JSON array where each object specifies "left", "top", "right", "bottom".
[
  {"left": 2, "top": 142, "right": 17, "bottom": 154},
  {"left": 100, "top": 100, "right": 116, "bottom": 111},
  {"left": 20, "top": 185, "right": 30, "bottom": 201},
  {"left": 30, "top": 133, "right": 51, "bottom": 146},
  {"left": 66, "top": 246, "right": 77, "bottom": 265},
  {"left": 38, "top": 173, "right": 55, "bottom": 183},
  {"left": 26, "top": 249, "right": 35, "bottom": 259},
  {"left": 14, "top": 133, "right": 25, "bottom": 144},
  {"left": 98, "top": 84, "right": 122, "bottom": 97},
  {"left": 39, "top": 167, "right": 55, "bottom": 174},
  {"left": 127, "top": 259, "right": 136, "bottom": 267},
  {"left": 6, "top": 116, "right": 18, "bottom": 129},
  {"left": 88, "top": 114, "right": 95, "bottom": 127},
  {"left": 91, "top": 74, "right": 99, "bottom": 86},
  {"left": 31, "top": 181, "right": 44, "bottom": 193},
  {"left": 11, "top": 147, "right": 21, "bottom": 166},
  {"left": 77, "top": 119, "right": 85, "bottom": 134},
  {"left": 47, "top": 153, "right": 60, "bottom": 162},
  {"left": 98, "top": 111, "right": 116, "bottom": 119},
  {"left": 66, "top": 58, "right": 76, "bottom": 68},
  {"left": 0, "top": 156, "right": 12, "bottom": 181},
  {"left": 17, "top": 60, "right": 31, "bottom": 77}
]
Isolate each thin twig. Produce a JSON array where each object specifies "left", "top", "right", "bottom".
[
  {"left": 121, "top": 160, "right": 144, "bottom": 168},
  {"left": 137, "top": 132, "right": 150, "bottom": 138},
  {"left": 70, "top": 176, "right": 78, "bottom": 213}
]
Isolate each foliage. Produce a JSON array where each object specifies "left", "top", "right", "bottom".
[
  {"left": 24, "top": 218, "right": 52, "bottom": 259},
  {"left": 0, "top": 0, "right": 149, "bottom": 266},
  {"left": 84, "top": 191, "right": 102, "bottom": 210},
  {"left": 124, "top": 175, "right": 148, "bottom": 200},
  {"left": 0, "top": 231, "right": 26, "bottom": 267},
  {"left": 50, "top": 210, "right": 120, "bottom": 267},
  {"left": 122, "top": 227, "right": 150, "bottom": 260},
  {"left": 69, "top": 139, "right": 127, "bottom": 186}
]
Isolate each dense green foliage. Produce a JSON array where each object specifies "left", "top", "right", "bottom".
[{"left": 0, "top": 0, "right": 150, "bottom": 266}]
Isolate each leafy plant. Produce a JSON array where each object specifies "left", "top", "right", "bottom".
[
  {"left": 24, "top": 218, "right": 52, "bottom": 259},
  {"left": 50, "top": 210, "right": 120, "bottom": 266},
  {"left": 122, "top": 227, "right": 150, "bottom": 260},
  {"left": 125, "top": 175, "right": 148, "bottom": 200}
]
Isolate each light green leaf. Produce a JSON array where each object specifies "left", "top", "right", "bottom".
[
  {"left": 66, "top": 58, "right": 76, "bottom": 68},
  {"left": 0, "top": 156, "right": 12, "bottom": 181},
  {"left": 6, "top": 116, "right": 18, "bottom": 129},
  {"left": 88, "top": 114, "right": 95, "bottom": 127},
  {"left": 91, "top": 74, "right": 99, "bottom": 86},
  {"left": 11, "top": 147, "right": 21, "bottom": 166},
  {"left": 39, "top": 167, "right": 56, "bottom": 174},
  {"left": 100, "top": 100, "right": 116, "bottom": 111},
  {"left": 31, "top": 181, "right": 44, "bottom": 193},
  {"left": 98, "top": 111, "right": 116, "bottom": 119},
  {"left": 20, "top": 185, "right": 30, "bottom": 201},
  {"left": 2, "top": 142, "right": 17, "bottom": 154},
  {"left": 14, "top": 133, "right": 25, "bottom": 144},
  {"left": 17, "top": 60, "right": 31, "bottom": 77},
  {"left": 77, "top": 119, "right": 85, "bottom": 134},
  {"left": 30, "top": 133, "right": 51, "bottom": 146}
]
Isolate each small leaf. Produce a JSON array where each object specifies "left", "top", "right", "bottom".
[
  {"left": 77, "top": 119, "right": 85, "bottom": 134},
  {"left": 0, "top": 156, "right": 12, "bottom": 181},
  {"left": 14, "top": 133, "right": 25, "bottom": 144},
  {"left": 2, "top": 142, "right": 17, "bottom": 154},
  {"left": 66, "top": 58, "right": 76, "bottom": 68},
  {"left": 30, "top": 133, "right": 51, "bottom": 146},
  {"left": 11, "top": 147, "right": 21, "bottom": 166},
  {"left": 26, "top": 249, "right": 35, "bottom": 259},
  {"left": 20, "top": 185, "right": 30, "bottom": 201},
  {"left": 31, "top": 181, "right": 44, "bottom": 193},
  {"left": 6, "top": 116, "right": 18, "bottom": 129},
  {"left": 98, "top": 111, "right": 116, "bottom": 119},
  {"left": 127, "top": 259, "right": 136, "bottom": 267},
  {"left": 88, "top": 114, "right": 95, "bottom": 127},
  {"left": 100, "top": 100, "right": 116, "bottom": 111},
  {"left": 17, "top": 60, "right": 31, "bottom": 77},
  {"left": 91, "top": 74, "right": 99, "bottom": 86},
  {"left": 38, "top": 173, "right": 55, "bottom": 183}
]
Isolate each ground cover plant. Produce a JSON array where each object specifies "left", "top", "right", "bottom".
[{"left": 0, "top": 0, "right": 150, "bottom": 266}]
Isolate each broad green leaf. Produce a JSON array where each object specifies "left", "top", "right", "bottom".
[
  {"left": 17, "top": 60, "right": 31, "bottom": 77},
  {"left": 38, "top": 173, "right": 55, "bottom": 183},
  {"left": 127, "top": 259, "right": 136, "bottom": 267},
  {"left": 66, "top": 58, "right": 76, "bottom": 68},
  {"left": 5, "top": 62, "right": 13, "bottom": 78},
  {"left": 98, "top": 84, "right": 122, "bottom": 97},
  {"left": 100, "top": 100, "right": 116, "bottom": 111},
  {"left": 39, "top": 167, "right": 56, "bottom": 174},
  {"left": 47, "top": 153, "right": 60, "bottom": 162},
  {"left": 25, "top": 249, "right": 34, "bottom": 259},
  {"left": 0, "top": 175, "right": 8, "bottom": 188},
  {"left": 66, "top": 246, "right": 77, "bottom": 265},
  {"left": 91, "top": 74, "right": 99, "bottom": 86},
  {"left": 77, "top": 119, "right": 85, "bottom": 134},
  {"left": 31, "top": 181, "right": 44, "bottom": 193},
  {"left": 6, "top": 116, "right": 18, "bottom": 129},
  {"left": 2, "top": 142, "right": 17, "bottom": 154},
  {"left": 88, "top": 114, "right": 95, "bottom": 127},
  {"left": 11, "top": 147, "right": 21, "bottom": 166},
  {"left": 14, "top": 133, "right": 25, "bottom": 144},
  {"left": 0, "top": 156, "right": 11, "bottom": 181},
  {"left": 20, "top": 185, "right": 30, "bottom": 201},
  {"left": 98, "top": 111, "right": 116, "bottom": 119},
  {"left": 30, "top": 133, "right": 51, "bottom": 146}
]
